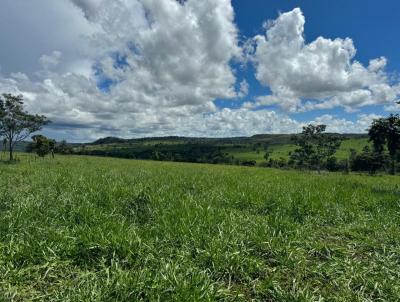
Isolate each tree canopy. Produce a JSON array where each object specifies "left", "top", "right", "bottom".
[
  {"left": 368, "top": 114, "right": 400, "bottom": 174},
  {"left": 290, "top": 124, "right": 342, "bottom": 172},
  {"left": 29, "top": 135, "right": 56, "bottom": 158},
  {"left": 0, "top": 94, "right": 50, "bottom": 160}
]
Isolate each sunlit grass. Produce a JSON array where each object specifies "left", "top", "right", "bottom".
[
  {"left": 1, "top": 155, "right": 399, "bottom": 301},
  {"left": 228, "top": 138, "right": 371, "bottom": 164}
]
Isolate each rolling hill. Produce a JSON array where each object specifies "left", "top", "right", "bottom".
[{"left": 75, "top": 133, "right": 370, "bottom": 165}]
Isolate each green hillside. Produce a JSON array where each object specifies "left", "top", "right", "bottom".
[
  {"left": 228, "top": 137, "right": 371, "bottom": 163},
  {"left": 1, "top": 155, "right": 399, "bottom": 301},
  {"left": 76, "top": 134, "right": 370, "bottom": 165}
]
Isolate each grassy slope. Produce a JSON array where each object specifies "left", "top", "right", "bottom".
[
  {"left": 81, "top": 137, "right": 370, "bottom": 165},
  {"left": 1, "top": 155, "right": 399, "bottom": 301},
  {"left": 228, "top": 138, "right": 371, "bottom": 163}
]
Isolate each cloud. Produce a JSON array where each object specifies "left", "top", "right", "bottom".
[
  {"left": 368, "top": 57, "right": 387, "bottom": 72},
  {"left": 67, "top": 0, "right": 242, "bottom": 107},
  {"left": 238, "top": 80, "right": 249, "bottom": 98},
  {"left": 0, "top": 0, "right": 98, "bottom": 76},
  {"left": 39, "top": 51, "right": 63, "bottom": 70},
  {"left": 0, "top": 0, "right": 244, "bottom": 141},
  {"left": 0, "top": 3, "right": 396, "bottom": 142},
  {"left": 309, "top": 113, "right": 381, "bottom": 133},
  {"left": 69, "top": 0, "right": 101, "bottom": 20},
  {"left": 384, "top": 102, "right": 400, "bottom": 112},
  {"left": 251, "top": 8, "right": 400, "bottom": 112}
]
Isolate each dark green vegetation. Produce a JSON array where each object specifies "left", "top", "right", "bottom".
[
  {"left": 369, "top": 115, "right": 400, "bottom": 174},
  {"left": 27, "top": 135, "right": 56, "bottom": 158},
  {"left": 1, "top": 155, "right": 400, "bottom": 301},
  {"left": 289, "top": 124, "right": 342, "bottom": 172},
  {"left": 72, "top": 115, "right": 400, "bottom": 175},
  {"left": 74, "top": 134, "right": 369, "bottom": 166}
]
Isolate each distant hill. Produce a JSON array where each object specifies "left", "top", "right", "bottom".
[
  {"left": 90, "top": 133, "right": 368, "bottom": 146},
  {"left": 77, "top": 133, "right": 371, "bottom": 166},
  {"left": 92, "top": 136, "right": 127, "bottom": 145}
]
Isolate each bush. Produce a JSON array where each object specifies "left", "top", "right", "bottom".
[
  {"left": 326, "top": 157, "right": 338, "bottom": 171},
  {"left": 349, "top": 147, "right": 388, "bottom": 175},
  {"left": 263, "top": 157, "right": 288, "bottom": 169},
  {"left": 241, "top": 160, "right": 256, "bottom": 167}
]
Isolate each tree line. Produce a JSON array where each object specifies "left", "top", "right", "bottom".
[
  {"left": 1, "top": 93, "right": 399, "bottom": 174},
  {"left": 262, "top": 114, "right": 399, "bottom": 175},
  {"left": 75, "top": 144, "right": 238, "bottom": 165}
]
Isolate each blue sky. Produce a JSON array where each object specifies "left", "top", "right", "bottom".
[
  {"left": 0, "top": 0, "right": 399, "bottom": 142},
  {"left": 229, "top": 0, "right": 400, "bottom": 120},
  {"left": 233, "top": 0, "right": 400, "bottom": 70}
]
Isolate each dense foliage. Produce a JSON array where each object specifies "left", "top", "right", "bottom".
[
  {"left": 368, "top": 114, "right": 400, "bottom": 174},
  {"left": 290, "top": 124, "right": 342, "bottom": 172},
  {"left": 76, "top": 143, "right": 239, "bottom": 165},
  {"left": 27, "top": 135, "right": 56, "bottom": 157},
  {"left": 27, "top": 137, "right": 74, "bottom": 157}
]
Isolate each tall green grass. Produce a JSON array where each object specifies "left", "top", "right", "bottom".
[{"left": 1, "top": 155, "right": 399, "bottom": 301}]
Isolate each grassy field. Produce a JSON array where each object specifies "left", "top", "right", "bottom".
[
  {"left": 227, "top": 138, "right": 370, "bottom": 164},
  {"left": 226, "top": 144, "right": 296, "bottom": 163},
  {"left": 1, "top": 155, "right": 399, "bottom": 301},
  {"left": 79, "top": 136, "right": 370, "bottom": 165}
]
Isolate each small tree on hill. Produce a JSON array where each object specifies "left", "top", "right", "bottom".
[
  {"left": 263, "top": 143, "right": 270, "bottom": 162},
  {"left": 290, "top": 124, "right": 342, "bottom": 172},
  {"left": 368, "top": 114, "right": 400, "bottom": 174},
  {"left": 29, "top": 135, "right": 56, "bottom": 158},
  {"left": 55, "top": 140, "right": 73, "bottom": 154},
  {"left": 0, "top": 94, "right": 49, "bottom": 161}
]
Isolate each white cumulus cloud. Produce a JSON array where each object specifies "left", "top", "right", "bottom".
[
  {"left": 0, "top": 0, "right": 244, "bottom": 141},
  {"left": 251, "top": 8, "right": 399, "bottom": 112},
  {"left": 0, "top": 3, "right": 397, "bottom": 142}
]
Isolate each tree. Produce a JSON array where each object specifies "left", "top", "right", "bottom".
[
  {"left": 368, "top": 114, "right": 400, "bottom": 174},
  {"left": 2, "top": 138, "right": 7, "bottom": 153},
  {"left": 349, "top": 146, "right": 386, "bottom": 175},
  {"left": 0, "top": 94, "right": 49, "bottom": 161},
  {"left": 29, "top": 135, "right": 56, "bottom": 158},
  {"left": 290, "top": 124, "right": 342, "bottom": 172},
  {"left": 326, "top": 156, "right": 338, "bottom": 172},
  {"left": 263, "top": 144, "right": 270, "bottom": 162},
  {"left": 55, "top": 140, "right": 73, "bottom": 155}
]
